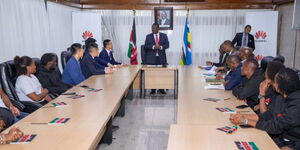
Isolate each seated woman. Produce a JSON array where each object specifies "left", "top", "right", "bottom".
[
  {"left": 36, "top": 53, "right": 72, "bottom": 97},
  {"left": 0, "top": 125, "right": 24, "bottom": 144},
  {"left": 14, "top": 56, "right": 52, "bottom": 106},
  {"left": 253, "top": 61, "right": 285, "bottom": 113},
  {"left": 61, "top": 43, "right": 85, "bottom": 86},
  {"left": 230, "top": 68, "right": 300, "bottom": 150},
  {"left": 0, "top": 88, "right": 28, "bottom": 124}
]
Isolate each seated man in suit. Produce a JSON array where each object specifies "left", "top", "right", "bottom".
[
  {"left": 206, "top": 43, "right": 226, "bottom": 67},
  {"left": 85, "top": 38, "right": 114, "bottom": 68},
  {"left": 238, "top": 46, "right": 254, "bottom": 63},
  {"left": 216, "top": 55, "right": 243, "bottom": 90},
  {"left": 99, "top": 39, "right": 127, "bottom": 67},
  {"left": 232, "top": 58, "right": 264, "bottom": 108},
  {"left": 81, "top": 43, "right": 112, "bottom": 79},
  {"left": 215, "top": 40, "right": 237, "bottom": 72},
  {"left": 144, "top": 23, "right": 169, "bottom": 94},
  {"left": 232, "top": 25, "right": 255, "bottom": 50},
  {"left": 36, "top": 53, "right": 72, "bottom": 97}
]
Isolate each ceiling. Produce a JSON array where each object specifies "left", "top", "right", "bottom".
[{"left": 48, "top": 0, "right": 294, "bottom": 9}]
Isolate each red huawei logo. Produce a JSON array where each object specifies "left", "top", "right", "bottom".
[
  {"left": 82, "top": 31, "right": 93, "bottom": 40},
  {"left": 255, "top": 31, "right": 267, "bottom": 39}
]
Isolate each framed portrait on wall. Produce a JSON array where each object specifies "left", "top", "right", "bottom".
[{"left": 154, "top": 7, "right": 173, "bottom": 30}]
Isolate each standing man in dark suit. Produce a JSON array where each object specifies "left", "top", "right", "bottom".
[
  {"left": 232, "top": 25, "right": 255, "bottom": 51},
  {"left": 144, "top": 23, "right": 169, "bottom": 94}
]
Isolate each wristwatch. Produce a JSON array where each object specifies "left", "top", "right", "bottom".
[{"left": 240, "top": 118, "right": 249, "bottom": 126}]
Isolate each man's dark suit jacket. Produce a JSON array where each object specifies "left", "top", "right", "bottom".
[
  {"left": 144, "top": 32, "right": 169, "bottom": 65},
  {"left": 95, "top": 56, "right": 109, "bottom": 67},
  {"left": 98, "top": 49, "right": 121, "bottom": 65},
  {"left": 213, "top": 53, "right": 226, "bottom": 67},
  {"left": 80, "top": 53, "right": 105, "bottom": 78},
  {"left": 232, "top": 69, "right": 264, "bottom": 107},
  {"left": 232, "top": 32, "right": 255, "bottom": 50}
]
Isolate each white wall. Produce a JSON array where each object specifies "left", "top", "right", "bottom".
[
  {"left": 0, "top": 0, "right": 77, "bottom": 70},
  {"left": 0, "top": 0, "right": 272, "bottom": 67}
]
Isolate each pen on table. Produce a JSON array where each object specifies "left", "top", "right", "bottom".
[
  {"left": 31, "top": 123, "right": 48, "bottom": 125},
  {"left": 237, "top": 111, "right": 250, "bottom": 113}
]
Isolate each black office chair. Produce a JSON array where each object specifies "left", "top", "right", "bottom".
[
  {"left": 49, "top": 53, "right": 61, "bottom": 75},
  {"left": 0, "top": 59, "right": 42, "bottom": 113},
  {"left": 61, "top": 51, "right": 72, "bottom": 70},
  {"left": 141, "top": 45, "right": 146, "bottom": 65},
  {"left": 0, "top": 61, "right": 25, "bottom": 111}
]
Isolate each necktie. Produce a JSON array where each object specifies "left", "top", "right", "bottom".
[
  {"left": 242, "top": 34, "right": 247, "bottom": 46},
  {"left": 155, "top": 34, "right": 159, "bottom": 56},
  {"left": 155, "top": 34, "right": 159, "bottom": 45},
  {"left": 222, "top": 53, "right": 229, "bottom": 65}
]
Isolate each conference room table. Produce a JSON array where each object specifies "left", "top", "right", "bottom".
[
  {"left": 1, "top": 66, "right": 140, "bottom": 150},
  {"left": 168, "top": 66, "right": 280, "bottom": 150},
  {"left": 1, "top": 65, "right": 280, "bottom": 150}
]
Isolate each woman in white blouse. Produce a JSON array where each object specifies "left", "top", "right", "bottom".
[{"left": 14, "top": 56, "right": 52, "bottom": 105}]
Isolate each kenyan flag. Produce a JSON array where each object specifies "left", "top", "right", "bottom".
[{"left": 127, "top": 17, "right": 138, "bottom": 65}]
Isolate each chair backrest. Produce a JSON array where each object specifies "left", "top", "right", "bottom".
[
  {"left": 0, "top": 61, "right": 25, "bottom": 110},
  {"left": 141, "top": 45, "right": 146, "bottom": 65},
  {"left": 61, "top": 51, "right": 72, "bottom": 70}
]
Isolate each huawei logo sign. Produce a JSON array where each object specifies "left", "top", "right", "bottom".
[
  {"left": 82, "top": 31, "right": 93, "bottom": 40},
  {"left": 255, "top": 31, "right": 267, "bottom": 39}
]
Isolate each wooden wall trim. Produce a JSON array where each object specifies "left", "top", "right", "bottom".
[
  {"left": 48, "top": 0, "right": 82, "bottom": 8},
  {"left": 81, "top": 3, "right": 273, "bottom": 10},
  {"left": 48, "top": 0, "right": 275, "bottom": 10}
]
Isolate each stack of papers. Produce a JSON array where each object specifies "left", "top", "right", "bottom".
[{"left": 204, "top": 84, "right": 225, "bottom": 90}]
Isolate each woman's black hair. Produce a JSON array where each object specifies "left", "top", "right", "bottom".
[
  {"left": 273, "top": 55, "right": 285, "bottom": 64},
  {"left": 275, "top": 68, "right": 300, "bottom": 96},
  {"left": 70, "top": 43, "right": 82, "bottom": 55},
  {"left": 265, "top": 61, "right": 285, "bottom": 82},
  {"left": 41, "top": 53, "right": 56, "bottom": 66},
  {"left": 14, "top": 56, "right": 33, "bottom": 76},
  {"left": 260, "top": 56, "right": 274, "bottom": 71}
]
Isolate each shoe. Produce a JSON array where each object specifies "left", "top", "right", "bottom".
[
  {"left": 158, "top": 89, "right": 167, "bottom": 94},
  {"left": 112, "top": 125, "right": 119, "bottom": 132},
  {"left": 150, "top": 89, "right": 156, "bottom": 94}
]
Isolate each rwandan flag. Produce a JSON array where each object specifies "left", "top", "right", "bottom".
[
  {"left": 179, "top": 14, "right": 192, "bottom": 65},
  {"left": 127, "top": 15, "right": 138, "bottom": 65}
]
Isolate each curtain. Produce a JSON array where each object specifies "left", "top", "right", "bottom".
[
  {"left": 98, "top": 9, "right": 267, "bottom": 65},
  {"left": 0, "top": 0, "right": 50, "bottom": 62},
  {"left": 0, "top": 0, "right": 77, "bottom": 70},
  {"left": 0, "top": 0, "right": 267, "bottom": 67}
]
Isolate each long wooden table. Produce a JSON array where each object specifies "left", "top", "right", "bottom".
[
  {"left": 1, "top": 65, "right": 280, "bottom": 150},
  {"left": 1, "top": 66, "right": 140, "bottom": 150},
  {"left": 168, "top": 66, "right": 280, "bottom": 150}
]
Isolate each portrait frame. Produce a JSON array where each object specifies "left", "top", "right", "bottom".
[{"left": 154, "top": 7, "right": 173, "bottom": 30}]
